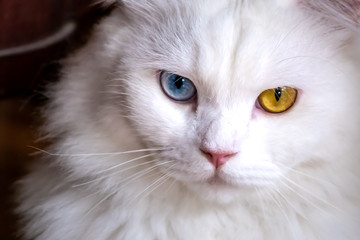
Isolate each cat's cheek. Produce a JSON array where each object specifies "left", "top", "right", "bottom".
[
  {"left": 157, "top": 146, "right": 214, "bottom": 179},
  {"left": 251, "top": 103, "right": 263, "bottom": 119}
]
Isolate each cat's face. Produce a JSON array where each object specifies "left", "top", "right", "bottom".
[{"left": 104, "top": 0, "right": 359, "bottom": 202}]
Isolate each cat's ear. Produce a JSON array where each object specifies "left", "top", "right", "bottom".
[
  {"left": 94, "top": 0, "right": 146, "bottom": 8},
  {"left": 93, "top": 0, "right": 155, "bottom": 15},
  {"left": 298, "top": 0, "right": 360, "bottom": 33},
  {"left": 93, "top": 0, "right": 118, "bottom": 7}
]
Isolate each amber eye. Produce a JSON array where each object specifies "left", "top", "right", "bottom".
[{"left": 257, "top": 86, "right": 297, "bottom": 113}]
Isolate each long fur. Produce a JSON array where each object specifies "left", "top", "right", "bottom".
[{"left": 17, "top": 1, "right": 360, "bottom": 239}]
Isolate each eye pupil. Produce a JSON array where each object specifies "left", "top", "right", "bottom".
[
  {"left": 175, "top": 78, "right": 184, "bottom": 89},
  {"left": 274, "top": 87, "right": 281, "bottom": 101}
]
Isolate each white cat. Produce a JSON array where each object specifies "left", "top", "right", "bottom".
[{"left": 17, "top": 0, "right": 360, "bottom": 239}]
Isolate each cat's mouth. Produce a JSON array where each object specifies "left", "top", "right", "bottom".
[
  {"left": 204, "top": 167, "right": 279, "bottom": 190},
  {"left": 189, "top": 172, "right": 256, "bottom": 203},
  {"left": 207, "top": 174, "right": 228, "bottom": 186},
  {"left": 205, "top": 173, "right": 240, "bottom": 189},
  {"left": 180, "top": 166, "right": 280, "bottom": 203}
]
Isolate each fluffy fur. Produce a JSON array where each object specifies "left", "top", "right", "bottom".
[{"left": 18, "top": 0, "right": 360, "bottom": 239}]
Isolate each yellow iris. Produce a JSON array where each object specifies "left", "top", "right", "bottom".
[{"left": 257, "top": 86, "right": 297, "bottom": 113}]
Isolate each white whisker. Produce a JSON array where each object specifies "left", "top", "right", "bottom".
[
  {"left": 82, "top": 161, "right": 174, "bottom": 217},
  {"left": 276, "top": 161, "right": 332, "bottom": 186},
  {"left": 118, "top": 161, "right": 174, "bottom": 187},
  {"left": 77, "top": 188, "right": 104, "bottom": 203},
  {"left": 97, "top": 153, "right": 158, "bottom": 174},
  {"left": 132, "top": 173, "right": 170, "bottom": 201},
  {"left": 28, "top": 146, "right": 173, "bottom": 157},
  {"left": 271, "top": 186, "right": 312, "bottom": 224},
  {"left": 72, "top": 158, "right": 165, "bottom": 188},
  {"left": 281, "top": 175, "right": 343, "bottom": 213},
  {"left": 162, "top": 175, "right": 177, "bottom": 196},
  {"left": 83, "top": 189, "right": 116, "bottom": 218},
  {"left": 255, "top": 186, "right": 267, "bottom": 221},
  {"left": 279, "top": 179, "right": 328, "bottom": 215}
]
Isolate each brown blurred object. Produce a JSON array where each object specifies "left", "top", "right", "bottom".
[
  {"left": 0, "top": 1, "right": 112, "bottom": 239},
  {"left": 0, "top": 0, "right": 112, "bottom": 97},
  {"left": 0, "top": 0, "right": 73, "bottom": 96},
  {"left": 0, "top": 98, "right": 41, "bottom": 239}
]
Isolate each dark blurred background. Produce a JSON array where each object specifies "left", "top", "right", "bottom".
[{"left": 0, "top": 1, "right": 111, "bottom": 238}]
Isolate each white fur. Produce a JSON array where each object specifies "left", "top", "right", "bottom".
[{"left": 18, "top": 0, "right": 360, "bottom": 239}]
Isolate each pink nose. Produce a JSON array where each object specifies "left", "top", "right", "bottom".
[{"left": 200, "top": 149, "right": 237, "bottom": 168}]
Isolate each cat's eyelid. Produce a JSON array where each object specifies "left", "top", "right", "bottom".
[{"left": 159, "top": 70, "right": 194, "bottom": 82}]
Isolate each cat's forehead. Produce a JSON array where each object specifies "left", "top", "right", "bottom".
[
  {"left": 126, "top": 0, "right": 315, "bottom": 96},
  {"left": 193, "top": 2, "right": 305, "bottom": 92}
]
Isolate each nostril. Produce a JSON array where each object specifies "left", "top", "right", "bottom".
[
  {"left": 200, "top": 149, "right": 212, "bottom": 159},
  {"left": 200, "top": 148, "right": 237, "bottom": 169}
]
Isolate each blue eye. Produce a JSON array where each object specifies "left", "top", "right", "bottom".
[{"left": 160, "top": 71, "right": 197, "bottom": 102}]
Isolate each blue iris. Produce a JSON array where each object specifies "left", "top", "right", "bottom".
[{"left": 160, "top": 71, "right": 197, "bottom": 102}]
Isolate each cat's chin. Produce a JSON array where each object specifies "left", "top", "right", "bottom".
[{"left": 185, "top": 175, "right": 259, "bottom": 204}]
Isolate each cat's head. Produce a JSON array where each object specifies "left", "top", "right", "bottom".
[{"left": 91, "top": 0, "right": 360, "bottom": 203}]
